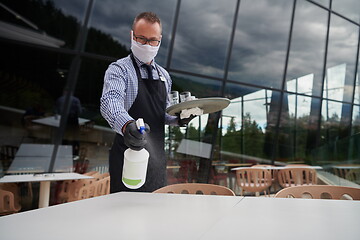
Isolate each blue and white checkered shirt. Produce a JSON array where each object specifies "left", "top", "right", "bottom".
[{"left": 100, "top": 54, "right": 178, "bottom": 135}]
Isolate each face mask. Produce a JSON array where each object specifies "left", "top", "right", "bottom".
[{"left": 131, "top": 31, "right": 161, "bottom": 63}]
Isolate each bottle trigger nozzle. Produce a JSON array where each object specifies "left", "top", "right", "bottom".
[{"left": 136, "top": 118, "right": 145, "bottom": 134}]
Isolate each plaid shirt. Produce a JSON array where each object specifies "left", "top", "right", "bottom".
[{"left": 100, "top": 54, "right": 178, "bottom": 135}]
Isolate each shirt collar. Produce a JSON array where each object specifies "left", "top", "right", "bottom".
[{"left": 132, "top": 54, "right": 156, "bottom": 69}]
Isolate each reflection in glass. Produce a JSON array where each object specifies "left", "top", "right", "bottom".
[
  {"left": 228, "top": 0, "right": 292, "bottom": 89},
  {"left": 89, "top": 0, "right": 177, "bottom": 65},
  {"left": 287, "top": 94, "right": 312, "bottom": 160},
  {"left": 332, "top": 0, "right": 360, "bottom": 23},
  {"left": 352, "top": 105, "right": 360, "bottom": 134},
  {"left": 286, "top": 0, "right": 327, "bottom": 97},
  {"left": 0, "top": 0, "right": 87, "bottom": 49},
  {"left": 323, "top": 64, "right": 346, "bottom": 102},
  {"left": 170, "top": 73, "right": 222, "bottom": 99},
  {"left": 310, "top": 0, "right": 330, "bottom": 8},
  {"left": 326, "top": 14, "right": 358, "bottom": 103},
  {"left": 222, "top": 84, "right": 274, "bottom": 160},
  {"left": 352, "top": 75, "right": 360, "bottom": 135},
  {"left": 171, "top": 0, "right": 236, "bottom": 78},
  {"left": 354, "top": 70, "right": 359, "bottom": 105},
  {"left": 0, "top": 41, "right": 72, "bottom": 176},
  {"left": 318, "top": 101, "right": 353, "bottom": 162},
  {"left": 320, "top": 100, "right": 343, "bottom": 142},
  {"left": 287, "top": 74, "right": 314, "bottom": 95}
]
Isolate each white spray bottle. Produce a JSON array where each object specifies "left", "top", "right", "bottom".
[{"left": 122, "top": 118, "right": 150, "bottom": 189}]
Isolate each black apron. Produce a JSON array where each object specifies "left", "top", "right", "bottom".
[{"left": 109, "top": 54, "right": 167, "bottom": 193}]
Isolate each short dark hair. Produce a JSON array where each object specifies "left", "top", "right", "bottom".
[{"left": 133, "top": 12, "right": 162, "bottom": 31}]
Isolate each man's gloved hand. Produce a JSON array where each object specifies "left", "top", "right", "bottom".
[
  {"left": 123, "top": 121, "right": 150, "bottom": 151},
  {"left": 177, "top": 114, "right": 197, "bottom": 127}
]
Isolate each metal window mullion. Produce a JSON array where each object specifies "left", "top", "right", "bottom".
[
  {"left": 271, "top": 0, "right": 297, "bottom": 164},
  {"left": 166, "top": 0, "right": 181, "bottom": 70},
  {"left": 315, "top": 0, "right": 332, "bottom": 148}
]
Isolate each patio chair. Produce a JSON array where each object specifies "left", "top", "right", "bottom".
[
  {"left": 0, "top": 183, "right": 22, "bottom": 215},
  {"left": 0, "top": 189, "right": 21, "bottom": 215},
  {"left": 277, "top": 167, "right": 317, "bottom": 188},
  {"left": 235, "top": 168, "right": 272, "bottom": 196},
  {"left": 275, "top": 185, "right": 360, "bottom": 200},
  {"left": 251, "top": 164, "right": 279, "bottom": 192},
  {"left": 56, "top": 172, "right": 102, "bottom": 203},
  {"left": 153, "top": 183, "right": 235, "bottom": 196},
  {"left": 345, "top": 168, "right": 360, "bottom": 184}
]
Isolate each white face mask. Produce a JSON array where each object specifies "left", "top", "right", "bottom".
[{"left": 131, "top": 31, "right": 161, "bottom": 63}]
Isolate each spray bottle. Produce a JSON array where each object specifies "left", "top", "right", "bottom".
[{"left": 122, "top": 118, "right": 149, "bottom": 189}]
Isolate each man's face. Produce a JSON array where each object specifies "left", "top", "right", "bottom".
[{"left": 132, "top": 19, "right": 162, "bottom": 45}]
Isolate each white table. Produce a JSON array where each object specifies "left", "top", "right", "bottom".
[
  {"left": 32, "top": 116, "right": 90, "bottom": 127},
  {"left": 0, "top": 192, "right": 359, "bottom": 240},
  {"left": 0, "top": 173, "right": 93, "bottom": 208},
  {"left": 200, "top": 197, "right": 360, "bottom": 240}
]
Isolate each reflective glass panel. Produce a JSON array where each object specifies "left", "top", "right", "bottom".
[
  {"left": 332, "top": 0, "right": 360, "bottom": 23},
  {"left": 286, "top": 94, "right": 312, "bottom": 160},
  {"left": 320, "top": 99, "right": 343, "bottom": 142},
  {"left": 222, "top": 83, "right": 275, "bottom": 160},
  {"left": 354, "top": 65, "right": 359, "bottom": 105},
  {"left": 352, "top": 104, "right": 360, "bottom": 134},
  {"left": 0, "top": 41, "right": 72, "bottom": 174},
  {"left": 326, "top": 14, "right": 358, "bottom": 102},
  {"left": 311, "top": 0, "right": 330, "bottom": 8},
  {"left": 286, "top": 0, "right": 328, "bottom": 97},
  {"left": 171, "top": 0, "right": 236, "bottom": 78},
  {"left": 0, "top": 0, "right": 87, "bottom": 49},
  {"left": 352, "top": 75, "right": 360, "bottom": 134},
  {"left": 88, "top": 0, "right": 177, "bottom": 65},
  {"left": 228, "top": 0, "right": 292, "bottom": 89},
  {"left": 170, "top": 73, "right": 222, "bottom": 98}
]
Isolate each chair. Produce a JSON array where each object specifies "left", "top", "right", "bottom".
[
  {"left": 77, "top": 175, "right": 110, "bottom": 200},
  {"left": 251, "top": 164, "right": 279, "bottom": 192},
  {"left": 95, "top": 176, "right": 110, "bottom": 196},
  {"left": 332, "top": 164, "right": 360, "bottom": 179},
  {"left": 0, "top": 183, "right": 21, "bottom": 215},
  {"left": 0, "top": 189, "right": 21, "bottom": 215},
  {"left": 345, "top": 168, "right": 360, "bottom": 184},
  {"left": 153, "top": 183, "right": 235, "bottom": 196},
  {"left": 275, "top": 185, "right": 360, "bottom": 200},
  {"left": 277, "top": 167, "right": 317, "bottom": 188},
  {"left": 73, "top": 159, "right": 89, "bottom": 174},
  {"left": 56, "top": 172, "right": 102, "bottom": 203},
  {"left": 176, "top": 160, "right": 198, "bottom": 183},
  {"left": 235, "top": 168, "right": 272, "bottom": 196}
]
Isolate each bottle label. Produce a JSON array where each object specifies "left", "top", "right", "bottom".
[{"left": 122, "top": 177, "right": 141, "bottom": 186}]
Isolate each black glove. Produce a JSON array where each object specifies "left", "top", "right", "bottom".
[
  {"left": 123, "top": 121, "right": 150, "bottom": 151},
  {"left": 177, "top": 114, "right": 197, "bottom": 127}
]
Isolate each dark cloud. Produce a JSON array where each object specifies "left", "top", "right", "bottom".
[{"left": 52, "top": 0, "right": 358, "bottom": 100}]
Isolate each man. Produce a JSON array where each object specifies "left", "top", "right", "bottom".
[
  {"left": 56, "top": 90, "right": 82, "bottom": 155},
  {"left": 100, "top": 12, "right": 194, "bottom": 193},
  {"left": 56, "top": 91, "right": 82, "bottom": 127}
]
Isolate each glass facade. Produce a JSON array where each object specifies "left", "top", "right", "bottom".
[{"left": 0, "top": 0, "right": 359, "bottom": 210}]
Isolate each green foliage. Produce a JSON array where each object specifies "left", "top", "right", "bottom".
[{"left": 222, "top": 113, "right": 266, "bottom": 157}]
